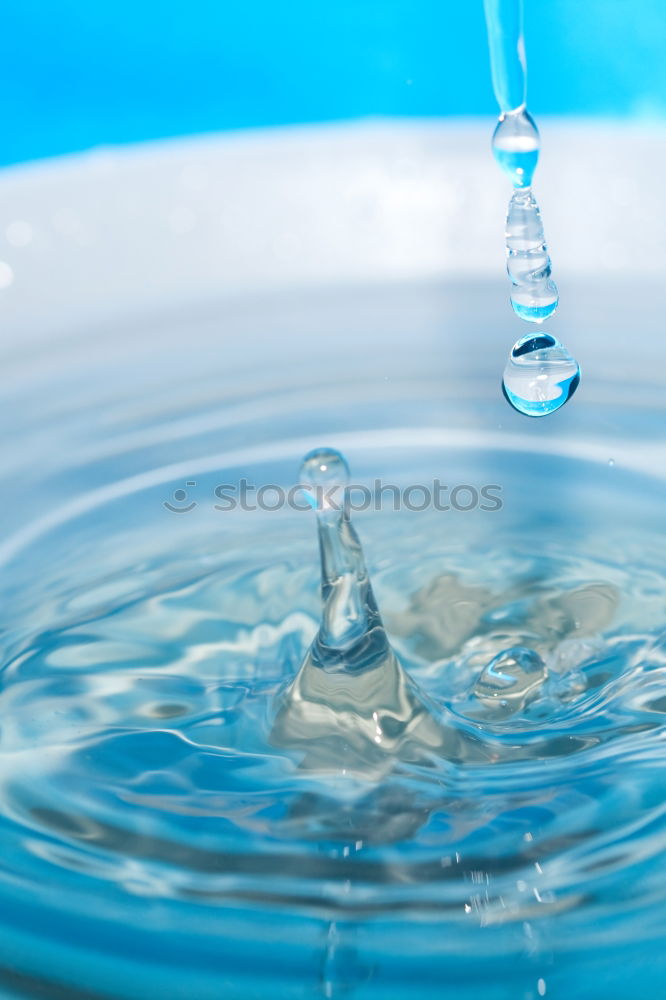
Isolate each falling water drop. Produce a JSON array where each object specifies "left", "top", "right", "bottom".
[
  {"left": 492, "top": 108, "right": 540, "bottom": 189},
  {"left": 484, "top": 2, "right": 579, "bottom": 406},
  {"left": 505, "top": 187, "right": 558, "bottom": 322},
  {"left": 502, "top": 333, "right": 580, "bottom": 417}
]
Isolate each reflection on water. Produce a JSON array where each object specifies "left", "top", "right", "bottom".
[{"left": 1, "top": 282, "right": 665, "bottom": 997}]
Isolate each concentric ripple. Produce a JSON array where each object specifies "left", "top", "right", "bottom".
[
  {"left": 2, "top": 272, "right": 666, "bottom": 998},
  {"left": 0, "top": 429, "right": 665, "bottom": 998}
]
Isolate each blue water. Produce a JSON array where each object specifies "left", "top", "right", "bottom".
[
  {"left": 511, "top": 301, "right": 558, "bottom": 323},
  {"left": 1, "top": 444, "right": 663, "bottom": 998},
  {"left": 493, "top": 146, "right": 539, "bottom": 191},
  {"left": 2, "top": 0, "right": 666, "bottom": 166},
  {"left": 0, "top": 280, "right": 664, "bottom": 996}
]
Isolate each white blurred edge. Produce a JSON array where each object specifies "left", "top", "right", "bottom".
[{"left": 0, "top": 118, "right": 664, "bottom": 341}]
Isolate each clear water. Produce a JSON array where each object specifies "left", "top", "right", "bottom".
[
  {"left": 1, "top": 282, "right": 665, "bottom": 998},
  {"left": 484, "top": 0, "right": 581, "bottom": 415},
  {"left": 504, "top": 187, "right": 559, "bottom": 323},
  {"left": 276, "top": 448, "right": 463, "bottom": 776},
  {"left": 470, "top": 646, "right": 548, "bottom": 715},
  {"left": 492, "top": 109, "right": 539, "bottom": 189},
  {"left": 483, "top": 0, "right": 527, "bottom": 114},
  {"left": 502, "top": 333, "right": 580, "bottom": 417}
]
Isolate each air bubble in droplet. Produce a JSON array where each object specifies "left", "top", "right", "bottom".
[
  {"left": 502, "top": 333, "right": 580, "bottom": 417},
  {"left": 492, "top": 109, "right": 540, "bottom": 189}
]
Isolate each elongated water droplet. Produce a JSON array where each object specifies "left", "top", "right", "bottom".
[
  {"left": 506, "top": 187, "right": 558, "bottom": 322},
  {"left": 492, "top": 109, "right": 539, "bottom": 189},
  {"left": 502, "top": 333, "right": 580, "bottom": 417}
]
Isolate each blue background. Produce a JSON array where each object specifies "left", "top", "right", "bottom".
[{"left": 2, "top": 0, "right": 665, "bottom": 167}]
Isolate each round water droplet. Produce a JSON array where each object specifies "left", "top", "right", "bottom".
[
  {"left": 299, "top": 447, "right": 350, "bottom": 512},
  {"left": 300, "top": 447, "right": 350, "bottom": 490},
  {"left": 492, "top": 109, "right": 540, "bottom": 188},
  {"left": 502, "top": 333, "right": 580, "bottom": 417}
]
